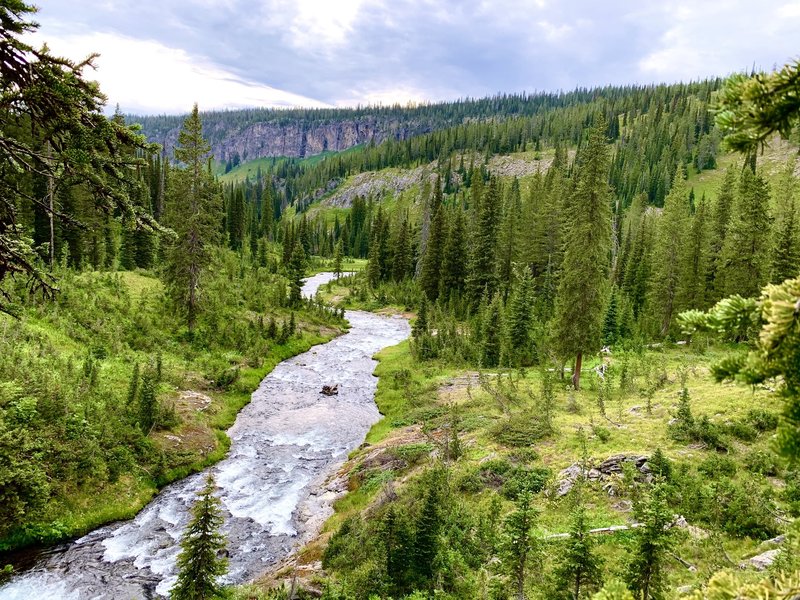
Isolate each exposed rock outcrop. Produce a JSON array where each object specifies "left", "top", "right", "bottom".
[{"left": 556, "top": 454, "right": 652, "bottom": 497}]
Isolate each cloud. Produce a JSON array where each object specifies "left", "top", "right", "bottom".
[
  {"left": 31, "top": 0, "right": 800, "bottom": 114},
  {"left": 27, "top": 29, "right": 330, "bottom": 114}
]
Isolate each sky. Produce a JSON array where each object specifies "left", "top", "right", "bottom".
[{"left": 31, "top": 0, "right": 800, "bottom": 115}]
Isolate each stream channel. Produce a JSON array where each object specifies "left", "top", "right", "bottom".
[{"left": 0, "top": 272, "right": 410, "bottom": 599}]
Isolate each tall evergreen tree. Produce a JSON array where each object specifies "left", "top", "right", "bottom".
[
  {"left": 624, "top": 484, "right": 674, "bottom": 600},
  {"left": 171, "top": 475, "right": 228, "bottom": 600},
  {"left": 503, "top": 490, "right": 539, "bottom": 600},
  {"left": 677, "top": 194, "right": 710, "bottom": 310},
  {"left": 439, "top": 208, "right": 467, "bottom": 299},
  {"left": 420, "top": 205, "right": 446, "bottom": 301},
  {"left": 552, "top": 122, "right": 612, "bottom": 390},
  {"left": 163, "top": 104, "right": 222, "bottom": 332},
  {"left": 497, "top": 178, "right": 522, "bottom": 300},
  {"left": 705, "top": 166, "right": 737, "bottom": 302},
  {"left": 648, "top": 168, "right": 690, "bottom": 336},
  {"left": 770, "top": 163, "right": 799, "bottom": 282},
  {"left": 481, "top": 295, "right": 503, "bottom": 368},
  {"left": 552, "top": 505, "right": 603, "bottom": 599},
  {"left": 333, "top": 239, "right": 344, "bottom": 278},
  {"left": 718, "top": 168, "right": 772, "bottom": 298},
  {"left": 506, "top": 267, "right": 535, "bottom": 363},
  {"left": 467, "top": 177, "right": 501, "bottom": 303},
  {"left": 392, "top": 217, "right": 413, "bottom": 282}
]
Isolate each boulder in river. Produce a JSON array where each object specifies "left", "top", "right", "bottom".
[{"left": 321, "top": 384, "right": 339, "bottom": 396}]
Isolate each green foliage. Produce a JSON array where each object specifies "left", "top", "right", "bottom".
[
  {"left": 714, "top": 59, "right": 800, "bottom": 153},
  {"left": 171, "top": 474, "right": 228, "bottom": 600},
  {"left": 625, "top": 483, "right": 675, "bottom": 600},
  {"left": 552, "top": 120, "right": 613, "bottom": 389},
  {"left": 551, "top": 505, "right": 604, "bottom": 599},
  {"left": 502, "top": 490, "right": 539, "bottom": 600}
]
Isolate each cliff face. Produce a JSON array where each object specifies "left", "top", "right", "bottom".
[{"left": 152, "top": 116, "right": 428, "bottom": 162}]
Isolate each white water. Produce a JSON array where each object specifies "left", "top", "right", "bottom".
[{"left": 0, "top": 272, "right": 409, "bottom": 599}]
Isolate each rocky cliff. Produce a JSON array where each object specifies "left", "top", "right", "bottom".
[{"left": 147, "top": 116, "right": 431, "bottom": 163}]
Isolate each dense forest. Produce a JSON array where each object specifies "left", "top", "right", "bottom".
[{"left": 2, "top": 0, "right": 800, "bottom": 598}]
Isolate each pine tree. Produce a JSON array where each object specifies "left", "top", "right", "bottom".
[
  {"left": 603, "top": 287, "right": 619, "bottom": 346},
  {"left": 648, "top": 167, "right": 690, "bottom": 336},
  {"left": 706, "top": 166, "right": 737, "bottom": 303},
  {"left": 439, "top": 208, "right": 467, "bottom": 300},
  {"left": 552, "top": 505, "right": 603, "bottom": 599},
  {"left": 171, "top": 474, "right": 228, "bottom": 600},
  {"left": 677, "top": 194, "right": 710, "bottom": 310},
  {"left": 392, "top": 217, "right": 413, "bottom": 282},
  {"left": 138, "top": 368, "right": 158, "bottom": 434},
  {"left": 287, "top": 240, "right": 307, "bottom": 305},
  {"left": 412, "top": 472, "right": 444, "bottom": 587},
  {"left": 503, "top": 490, "right": 539, "bottom": 600},
  {"left": 420, "top": 205, "right": 446, "bottom": 301},
  {"left": 506, "top": 267, "right": 534, "bottom": 363},
  {"left": 227, "top": 187, "right": 245, "bottom": 251},
  {"left": 481, "top": 295, "right": 502, "bottom": 368},
  {"left": 333, "top": 239, "right": 344, "bottom": 278},
  {"left": 770, "top": 163, "right": 799, "bottom": 283},
  {"left": 467, "top": 177, "right": 501, "bottom": 303},
  {"left": 412, "top": 296, "right": 429, "bottom": 339},
  {"left": 163, "top": 105, "right": 222, "bottom": 333},
  {"left": 718, "top": 168, "right": 772, "bottom": 298},
  {"left": 552, "top": 122, "right": 613, "bottom": 390},
  {"left": 625, "top": 484, "right": 674, "bottom": 600},
  {"left": 497, "top": 178, "right": 522, "bottom": 300}
]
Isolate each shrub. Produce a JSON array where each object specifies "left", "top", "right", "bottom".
[
  {"left": 491, "top": 413, "right": 552, "bottom": 447},
  {"left": 698, "top": 454, "right": 737, "bottom": 478},
  {"left": 744, "top": 449, "right": 781, "bottom": 476},
  {"left": 747, "top": 409, "right": 779, "bottom": 432},
  {"left": 726, "top": 420, "right": 758, "bottom": 442}
]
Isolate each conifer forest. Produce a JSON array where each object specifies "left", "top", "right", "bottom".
[{"left": 1, "top": 1, "right": 800, "bottom": 599}]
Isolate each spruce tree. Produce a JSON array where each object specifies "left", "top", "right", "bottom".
[
  {"left": 624, "top": 483, "right": 674, "bottom": 600},
  {"left": 392, "top": 217, "right": 413, "bottom": 282},
  {"left": 163, "top": 104, "right": 222, "bottom": 333},
  {"left": 506, "top": 267, "right": 534, "bottom": 363},
  {"left": 171, "top": 474, "right": 228, "bottom": 600},
  {"left": 497, "top": 178, "right": 522, "bottom": 300},
  {"left": 287, "top": 240, "right": 307, "bottom": 305},
  {"left": 481, "top": 295, "right": 502, "bottom": 368},
  {"left": 420, "top": 205, "right": 446, "bottom": 301},
  {"left": 467, "top": 177, "right": 501, "bottom": 304},
  {"left": 770, "top": 163, "right": 799, "bottom": 283},
  {"left": 706, "top": 166, "right": 737, "bottom": 302},
  {"left": 648, "top": 167, "right": 690, "bottom": 336},
  {"left": 552, "top": 505, "right": 603, "bottom": 599},
  {"left": 552, "top": 122, "right": 612, "bottom": 390},
  {"left": 333, "top": 239, "right": 344, "bottom": 278},
  {"left": 439, "top": 208, "right": 467, "bottom": 300},
  {"left": 718, "top": 167, "right": 772, "bottom": 298},
  {"left": 227, "top": 187, "right": 245, "bottom": 251},
  {"left": 677, "top": 194, "right": 710, "bottom": 310},
  {"left": 502, "top": 490, "right": 539, "bottom": 600}
]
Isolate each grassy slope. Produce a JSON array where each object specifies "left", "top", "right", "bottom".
[
  {"left": 218, "top": 145, "right": 365, "bottom": 185},
  {"left": 0, "top": 269, "right": 342, "bottom": 552},
  {"left": 296, "top": 339, "right": 786, "bottom": 596}
]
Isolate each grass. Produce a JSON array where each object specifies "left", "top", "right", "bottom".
[{"left": 304, "top": 325, "right": 788, "bottom": 595}]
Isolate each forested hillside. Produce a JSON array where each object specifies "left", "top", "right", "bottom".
[{"left": 2, "top": 0, "right": 800, "bottom": 597}]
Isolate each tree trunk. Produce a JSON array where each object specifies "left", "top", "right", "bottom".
[{"left": 572, "top": 352, "right": 583, "bottom": 390}]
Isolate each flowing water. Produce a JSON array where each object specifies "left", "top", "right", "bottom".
[{"left": 0, "top": 272, "right": 409, "bottom": 599}]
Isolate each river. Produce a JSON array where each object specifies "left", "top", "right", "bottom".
[{"left": 0, "top": 272, "right": 410, "bottom": 599}]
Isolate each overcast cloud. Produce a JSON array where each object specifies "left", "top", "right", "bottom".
[{"left": 32, "top": 0, "right": 800, "bottom": 114}]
